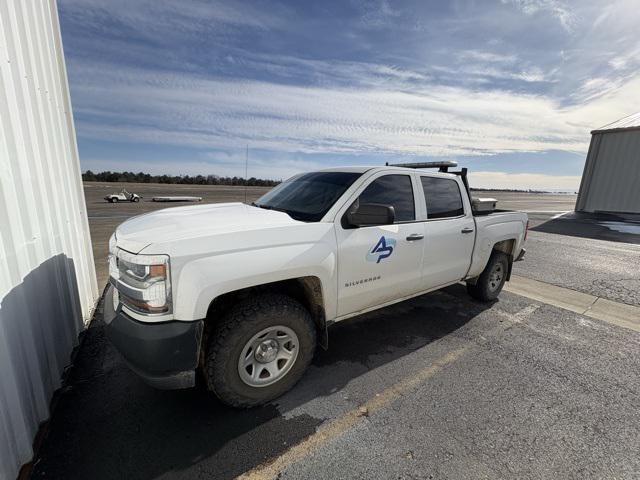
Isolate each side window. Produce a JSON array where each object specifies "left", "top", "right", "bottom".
[
  {"left": 421, "top": 176, "right": 464, "bottom": 219},
  {"left": 357, "top": 174, "right": 415, "bottom": 222}
]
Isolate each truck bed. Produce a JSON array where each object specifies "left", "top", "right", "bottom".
[
  {"left": 467, "top": 209, "right": 528, "bottom": 279},
  {"left": 473, "top": 208, "right": 516, "bottom": 217}
]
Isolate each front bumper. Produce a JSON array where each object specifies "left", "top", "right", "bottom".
[{"left": 103, "top": 285, "right": 203, "bottom": 389}]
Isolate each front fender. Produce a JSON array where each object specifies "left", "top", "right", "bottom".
[{"left": 173, "top": 241, "right": 337, "bottom": 321}]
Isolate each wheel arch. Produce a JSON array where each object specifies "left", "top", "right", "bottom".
[
  {"left": 467, "top": 238, "right": 516, "bottom": 285},
  {"left": 203, "top": 276, "right": 329, "bottom": 350},
  {"left": 491, "top": 239, "right": 516, "bottom": 281}
]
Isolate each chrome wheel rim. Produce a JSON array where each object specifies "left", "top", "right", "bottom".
[
  {"left": 488, "top": 263, "right": 504, "bottom": 292},
  {"left": 238, "top": 326, "right": 299, "bottom": 387}
]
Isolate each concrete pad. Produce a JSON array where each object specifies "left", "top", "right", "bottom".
[
  {"left": 506, "top": 274, "right": 640, "bottom": 333},
  {"left": 505, "top": 275, "right": 597, "bottom": 315},
  {"left": 587, "top": 298, "right": 640, "bottom": 333}
]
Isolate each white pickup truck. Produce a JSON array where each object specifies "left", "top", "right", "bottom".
[{"left": 104, "top": 163, "right": 527, "bottom": 407}]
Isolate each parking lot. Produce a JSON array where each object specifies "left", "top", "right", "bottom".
[{"left": 31, "top": 184, "right": 640, "bottom": 479}]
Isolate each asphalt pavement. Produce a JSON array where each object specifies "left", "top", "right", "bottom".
[
  {"left": 273, "top": 290, "right": 640, "bottom": 480},
  {"left": 513, "top": 229, "right": 640, "bottom": 306},
  {"left": 31, "top": 283, "right": 640, "bottom": 479}
]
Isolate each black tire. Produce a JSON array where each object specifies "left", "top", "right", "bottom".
[
  {"left": 467, "top": 251, "right": 509, "bottom": 302},
  {"left": 204, "top": 294, "right": 316, "bottom": 408},
  {"left": 132, "top": 197, "right": 140, "bottom": 202},
  {"left": 111, "top": 197, "right": 118, "bottom": 203}
]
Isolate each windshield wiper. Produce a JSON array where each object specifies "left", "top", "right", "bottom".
[
  {"left": 251, "top": 202, "right": 301, "bottom": 218},
  {"left": 251, "top": 202, "right": 272, "bottom": 210},
  {"left": 250, "top": 202, "right": 309, "bottom": 220}
]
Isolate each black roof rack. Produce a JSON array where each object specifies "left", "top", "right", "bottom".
[{"left": 385, "top": 161, "right": 458, "bottom": 172}]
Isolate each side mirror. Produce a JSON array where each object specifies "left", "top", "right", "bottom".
[{"left": 346, "top": 203, "right": 395, "bottom": 227}]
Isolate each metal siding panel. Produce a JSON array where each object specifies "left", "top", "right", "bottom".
[
  {"left": 0, "top": 1, "right": 99, "bottom": 478},
  {"left": 582, "top": 131, "right": 640, "bottom": 213},
  {"left": 575, "top": 134, "right": 599, "bottom": 211}
]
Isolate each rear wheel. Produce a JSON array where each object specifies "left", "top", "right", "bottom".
[
  {"left": 204, "top": 294, "right": 316, "bottom": 408},
  {"left": 467, "top": 251, "right": 509, "bottom": 302},
  {"left": 132, "top": 197, "right": 140, "bottom": 202},
  {"left": 111, "top": 197, "right": 118, "bottom": 203}
]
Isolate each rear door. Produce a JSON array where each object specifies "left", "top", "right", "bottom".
[
  {"left": 335, "top": 173, "right": 425, "bottom": 317},
  {"left": 419, "top": 175, "right": 475, "bottom": 289}
]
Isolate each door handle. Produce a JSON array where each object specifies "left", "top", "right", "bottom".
[
  {"left": 406, "top": 234, "right": 424, "bottom": 241},
  {"left": 461, "top": 227, "right": 474, "bottom": 234}
]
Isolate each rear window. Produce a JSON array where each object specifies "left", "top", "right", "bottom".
[{"left": 421, "top": 176, "right": 464, "bottom": 219}]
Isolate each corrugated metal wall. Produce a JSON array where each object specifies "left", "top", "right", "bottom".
[
  {"left": 0, "top": 1, "right": 99, "bottom": 478},
  {"left": 576, "top": 130, "right": 640, "bottom": 213}
]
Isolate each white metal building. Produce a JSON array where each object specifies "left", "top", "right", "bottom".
[
  {"left": 576, "top": 112, "right": 640, "bottom": 214},
  {"left": 0, "top": 1, "right": 99, "bottom": 479}
]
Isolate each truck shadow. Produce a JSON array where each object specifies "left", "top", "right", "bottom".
[
  {"left": 32, "top": 284, "right": 492, "bottom": 480},
  {"left": 532, "top": 211, "right": 640, "bottom": 244}
]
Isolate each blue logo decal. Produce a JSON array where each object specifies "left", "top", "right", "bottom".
[{"left": 366, "top": 236, "right": 396, "bottom": 263}]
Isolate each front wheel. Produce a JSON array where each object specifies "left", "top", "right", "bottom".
[
  {"left": 467, "top": 251, "right": 509, "bottom": 302},
  {"left": 204, "top": 294, "right": 316, "bottom": 408}
]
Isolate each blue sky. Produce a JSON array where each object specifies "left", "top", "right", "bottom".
[{"left": 58, "top": 0, "right": 640, "bottom": 190}]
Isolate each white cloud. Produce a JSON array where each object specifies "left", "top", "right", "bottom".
[
  {"left": 457, "top": 50, "right": 518, "bottom": 64},
  {"left": 512, "top": 67, "right": 548, "bottom": 83},
  {"left": 71, "top": 61, "right": 640, "bottom": 161},
  {"left": 607, "top": 44, "right": 640, "bottom": 72},
  {"left": 60, "top": 0, "right": 286, "bottom": 32},
  {"left": 357, "top": 0, "right": 401, "bottom": 28},
  {"left": 469, "top": 171, "right": 581, "bottom": 191},
  {"left": 61, "top": 0, "right": 640, "bottom": 189},
  {"left": 502, "top": 0, "right": 576, "bottom": 32},
  {"left": 214, "top": 53, "right": 434, "bottom": 88}
]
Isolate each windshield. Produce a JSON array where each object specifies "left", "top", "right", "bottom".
[{"left": 254, "top": 171, "right": 362, "bottom": 222}]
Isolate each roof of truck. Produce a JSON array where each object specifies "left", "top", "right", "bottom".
[
  {"left": 316, "top": 166, "right": 374, "bottom": 173},
  {"left": 316, "top": 165, "right": 457, "bottom": 176}
]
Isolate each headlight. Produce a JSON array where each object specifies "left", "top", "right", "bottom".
[
  {"left": 109, "top": 250, "right": 172, "bottom": 315},
  {"left": 108, "top": 233, "right": 117, "bottom": 254}
]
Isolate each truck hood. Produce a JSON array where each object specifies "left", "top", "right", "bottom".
[{"left": 115, "top": 202, "right": 300, "bottom": 254}]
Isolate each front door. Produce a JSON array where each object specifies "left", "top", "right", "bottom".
[{"left": 336, "top": 173, "right": 425, "bottom": 317}]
